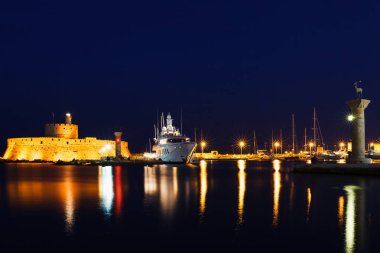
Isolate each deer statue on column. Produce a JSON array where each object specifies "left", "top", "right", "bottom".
[{"left": 353, "top": 80, "right": 363, "bottom": 99}]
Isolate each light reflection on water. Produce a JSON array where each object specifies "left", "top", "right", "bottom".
[
  {"left": 143, "top": 165, "right": 179, "bottom": 220},
  {"left": 338, "top": 195, "right": 345, "bottom": 226},
  {"left": 307, "top": 187, "right": 312, "bottom": 222},
  {"left": 199, "top": 160, "right": 208, "bottom": 218},
  {"left": 236, "top": 160, "right": 246, "bottom": 227},
  {"left": 0, "top": 162, "right": 376, "bottom": 251},
  {"left": 272, "top": 159, "right": 281, "bottom": 228},
  {"left": 64, "top": 177, "right": 75, "bottom": 234},
  {"left": 344, "top": 185, "right": 360, "bottom": 253},
  {"left": 98, "top": 166, "right": 114, "bottom": 217}
]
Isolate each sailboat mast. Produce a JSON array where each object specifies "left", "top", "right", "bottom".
[
  {"left": 253, "top": 130, "right": 257, "bottom": 154},
  {"left": 280, "top": 129, "right": 283, "bottom": 154},
  {"left": 292, "top": 114, "right": 295, "bottom": 153},
  {"left": 313, "top": 107, "right": 317, "bottom": 152},
  {"left": 304, "top": 127, "right": 307, "bottom": 152},
  {"left": 271, "top": 129, "right": 274, "bottom": 154},
  {"left": 180, "top": 106, "right": 183, "bottom": 134}
]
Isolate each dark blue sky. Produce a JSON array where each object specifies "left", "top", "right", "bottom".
[{"left": 1, "top": 0, "right": 380, "bottom": 153}]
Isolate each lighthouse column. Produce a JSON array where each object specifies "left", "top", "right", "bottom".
[
  {"left": 114, "top": 132, "right": 123, "bottom": 159},
  {"left": 347, "top": 99, "right": 371, "bottom": 164}
]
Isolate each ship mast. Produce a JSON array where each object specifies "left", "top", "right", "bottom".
[
  {"left": 253, "top": 130, "right": 257, "bottom": 154},
  {"left": 313, "top": 107, "right": 317, "bottom": 153},
  {"left": 180, "top": 106, "right": 183, "bottom": 135},
  {"left": 292, "top": 114, "right": 295, "bottom": 153},
  {"left": 304, "top": 128, "right": 307, "bottom": 152}
]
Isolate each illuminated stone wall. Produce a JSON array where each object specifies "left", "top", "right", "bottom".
[
  {"left": 3, "top": 137, "right": 130, "bottom": 162},
  {"left": 45, "top": 124, "right": 79, "bottom": 139}
]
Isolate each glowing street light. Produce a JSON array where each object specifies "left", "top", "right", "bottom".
[
  {"left": 339, "top": 142, "right": 345, "bottom": 150},
  {"left": 239, "top": 141, "right": 245, "bottom": 157},
  {"left": 201, "top": 141, "right": 206, "bottom": 155},
  {"left": 309, "top": 142, "right": 314, "bottom": 155},
  {"left": 274, "top": 141, "right": 280, "bottom": 154}
]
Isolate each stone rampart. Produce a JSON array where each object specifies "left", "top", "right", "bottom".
[{"left": 3, "top": 137, "right": 130, "bottom": 162}]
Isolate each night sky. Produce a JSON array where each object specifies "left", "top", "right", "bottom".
[{"left": 1, "top": 0, "right": 380, "bottom": 153}]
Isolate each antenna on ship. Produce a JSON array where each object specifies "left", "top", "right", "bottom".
[
  {"left": 180, "top": 106, "right": 183, "bottom": 135},
  {"left": 156, "top": 107, "right": 159, "bottom": 135}
]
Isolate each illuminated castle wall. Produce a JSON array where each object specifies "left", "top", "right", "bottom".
[{"left": 2, "top": 114, "right": 130, "bottom": 162}]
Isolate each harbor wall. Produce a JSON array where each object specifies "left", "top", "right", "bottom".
[{"left": 3, "top": 137, "right": 130, "bottom": 162}]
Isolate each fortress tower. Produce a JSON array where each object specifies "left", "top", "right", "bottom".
[
  {"left": 45, "top": 113, "right": 79, "bottom": 139},
  {"left": 3, "top": 113, "right": 131, "bottom": 162}
]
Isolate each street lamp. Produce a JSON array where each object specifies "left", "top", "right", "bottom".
[
  {"left": 309, "top": 142, "right": 314, "bottom": 155},
  {"left": 201, "top": 141, "right": 206, "bottom": 155},
  {"left": 239, "top": 141, "right": 245, "bottom": 158},
  {"left": 339, "top": 142, "right": 345, "bottom": 151},
  {"left": 274, "top": 141, "right": 280, "bottom": 154},
  {"left": 347, "top": 114, "right": 355, "bottom": 122}
]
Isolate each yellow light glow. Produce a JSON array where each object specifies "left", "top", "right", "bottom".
[
  {"left": 272, "top": 160, "right": 281, "bottom": 227},
  {"left": 347, "top": 114, "right": 355, "bottom": 122},
  {"left": 309, "top": 142, "right": 314, "bottom": 147},
  {"left": 144, "top": 166, "right": 157, "bottom": 194},
  {"left": 274, "top": 141, "right": 280, "bottom": 148},
  {"left": 237, "top": 159, "right": 246, "bottom": 171},
  {"left": 338, "top": 195, "right": 344, "bottom": 226},
  {"left": 237, "top": 162, "right": 246, "bottom": 226},
  {"left": 159, "top": 165, "right": 178, "bottom": 220},
  {"left": 65, "top": 177, "right": 75, "bottom": 234},
  {"left": 199, "top": 161, "right": 207, "bottom": 217},
  {"left": 307, "top": 187, "right": 312, "bottom": 222},
  {"left": 272, "top": 159, "right": 281, "bottom": 172},
  {"left": 201, "top": 141, "right": 206, "bottom": 147},
  {"left": 239, "top": 141, "right": 245, "bottom": 148},
  {"left": 340, "top": 142, "right": 345, "bottom": 148},
  {"left": 370, "top": 142, "right": 374, "bottom": 147}
]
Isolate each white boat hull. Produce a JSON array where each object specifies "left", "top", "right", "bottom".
[{"left": 154, "top": 142, "right": 196, "bottom": 163}]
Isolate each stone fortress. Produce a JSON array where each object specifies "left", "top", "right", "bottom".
[{"left": 3, "top": 113, "right": 130, "bottom": 162}]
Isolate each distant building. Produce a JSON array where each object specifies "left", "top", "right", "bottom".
[{"left": 3, "top": 113, "right": 130, "bottom": 162}]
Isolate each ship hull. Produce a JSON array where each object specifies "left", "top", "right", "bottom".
[{"left": 154, "top": 142, "right": 196, "bottom": 163}]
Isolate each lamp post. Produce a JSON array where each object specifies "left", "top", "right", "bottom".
[
  {"left": 239, "top": 141, "right": 245, "bottom": 158},
  {"left": 370, "top": 142, "right": 374, "bottom": 151},
  {"left": 339, "top": 142, "right": 345, "bottom": 151},
  {"left": 201, "top": 141, "right": 206, "bottom": 155},
  {"left": 274, "top": 142, "right": 280, "bottom": 154},
  {"left": 309, "top": 142, "right": 314, "bottom": 155}
]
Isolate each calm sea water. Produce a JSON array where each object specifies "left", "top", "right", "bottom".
[{"left": 0, "top": 160, "right": 379, "bottom": 251}]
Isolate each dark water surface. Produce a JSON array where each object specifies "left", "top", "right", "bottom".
[{"left": 0, "top": 160, "right": 379, "bottom": 251}]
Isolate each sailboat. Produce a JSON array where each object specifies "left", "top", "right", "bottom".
[{"left": 311, "top": 108, "right": 342, "bottom": 162}]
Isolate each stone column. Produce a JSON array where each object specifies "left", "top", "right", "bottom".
[
  {"left": 114, "top": 132, "right": 123, "bottom": 159},
  {"left": 347, "top": 99, "right": 371, "bottom": 164}
]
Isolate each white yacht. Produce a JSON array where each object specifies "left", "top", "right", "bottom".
[{"left": 148, "top": 113, "right": 196, "bottom": 163}]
